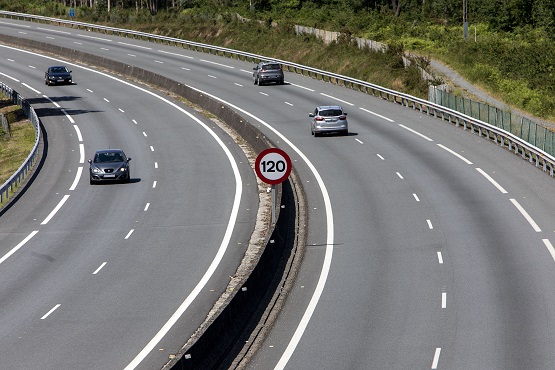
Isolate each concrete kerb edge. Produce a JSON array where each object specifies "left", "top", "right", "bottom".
[{"left": 0, "top": 35, "right": 307, "bottom": 368}]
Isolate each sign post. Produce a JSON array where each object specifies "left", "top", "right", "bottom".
[{"left": 254, "top": 148, "right": 292, "bottom": 224}]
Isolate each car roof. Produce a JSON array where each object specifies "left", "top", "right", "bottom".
[
  {"left": 94, "top": 149, "right": 124, "bottom": 154},
  {"left": 317, "top": 105, "right": 343, "bottom": 110}
]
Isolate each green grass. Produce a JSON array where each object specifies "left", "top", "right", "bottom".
[
  {"left": 104, "top": 15, "right": 429, "bottom": 98},
  {"left": 0, "top": 101, "right": 35, "bottom": 188}
]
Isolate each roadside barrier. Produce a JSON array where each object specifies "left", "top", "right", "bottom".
[
  {"left": 0, "top": 82, "right": 41, "bottom": 208},
  {"left": 1, "top": 10, "right": 553, "bottom": 178}
]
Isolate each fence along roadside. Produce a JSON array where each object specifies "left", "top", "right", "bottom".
[
  {"left": 0, "top": 82, "right": 41, "bottom": 207},
  {"left": 1, "top": 10, "right": 555, "bottom": 179}
]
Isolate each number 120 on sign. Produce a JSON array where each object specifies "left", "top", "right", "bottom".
[{"left": 255, "top": 148, "right": 292, "bottom": 185}]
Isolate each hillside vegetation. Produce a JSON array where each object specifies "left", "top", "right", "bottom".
[{"left": 2, "top": 0, "right": 554, "bottom": 120}]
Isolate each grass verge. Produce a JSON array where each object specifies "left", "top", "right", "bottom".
[{"left": 0, "top": 100, "right": 35, "bottom": 192}]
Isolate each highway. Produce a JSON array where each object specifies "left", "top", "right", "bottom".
[
  {"left": 2, "top": 17, "right": 555, "bottom": 370},
  {"left": 0, "top": 36, "right": 259, "bottom": 369}
]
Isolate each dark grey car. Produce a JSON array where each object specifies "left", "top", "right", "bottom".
[
  {"left": 45, "top": 66, "right": 73, "bottom": 85},
  {"left": 88, "top": 149, "right": 131, "bottom": 184},
  {"left": 253, "top": 62, "right": 285, "bottom": 85},
  {"left": 310, "top": 105, "right": 349, "bottom": 136}
]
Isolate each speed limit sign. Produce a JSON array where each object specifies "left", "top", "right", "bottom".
[{"left": 255, "top": 148, "right": 292, "bottom": 185}]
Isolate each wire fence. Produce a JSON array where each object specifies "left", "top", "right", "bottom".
[{"left": 429, "top": 86, "right": 555, "bottom": 157}]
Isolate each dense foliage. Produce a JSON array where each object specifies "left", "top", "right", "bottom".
[
  {"left": 2, "top": 0, "right": 555, "bottom": 119},
  {"left": 12, "top": 0, "right": 555, "bottom": 34}
]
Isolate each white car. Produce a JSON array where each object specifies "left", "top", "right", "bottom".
[{"left": 310, "top": 105, "right": 348, "bottom": 136}]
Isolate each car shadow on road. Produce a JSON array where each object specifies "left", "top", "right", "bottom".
[
  {"left": 92, "top": 178, "right": 141, "bottom": 185},
  {"left": 316, "top": 132, "right": 358, "bottom": 137}
]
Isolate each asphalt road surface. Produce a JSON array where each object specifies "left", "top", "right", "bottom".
[{"left": 2, "top": 17, "right": 555, "bottom": 370}]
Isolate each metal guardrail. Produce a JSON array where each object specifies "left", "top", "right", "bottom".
[
  {"left": 1, "top": 10, "right": 554, "bottom": 177},
  {"left": 0, "top": 81, "right": 41, "bottom": 206}
]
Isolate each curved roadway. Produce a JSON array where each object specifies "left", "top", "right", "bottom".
[
  {"left": 0, "top": 38, "right": 259, "bottom": 369},
  {"left": 2, "top": 18, "right": 555, "bottom": 370}
]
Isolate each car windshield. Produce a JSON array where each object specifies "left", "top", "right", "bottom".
[
  {"left": 262, "top": 64, "right": 281, "bottom": 70},
  {"left": 319, "top": 109, "right": 343, "bottom": 117},
  {"left": 51, "top": 67, "right": 67, "bottom": 73},
  {"left": 95, "top": 152, "right": 124, "bottom": 163}
]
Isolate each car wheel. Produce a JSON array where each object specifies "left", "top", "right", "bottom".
[
  {"left": 279, "top": 79, "right": 285, "bottom": 85},
  {"left": 341, "top": 130, "right": 349, "bottom": 136},
  {"left": 314, "top": 131, "right": 320, "bottom": 137},
  {"left": 90, "top": 178, "right": 95, "bottom": 185}
]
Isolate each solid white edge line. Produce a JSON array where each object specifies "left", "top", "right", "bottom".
[
  {"left": 73, "top": 124, "right": 83, "bottom": 142},
  {"left": 36, "top": 26, "right": 70, "bottom": 34},
  {"left": 200, "top": 59, "right": 234, "bottom": 69},
  {"left": 359, "top": 107, "right": 394, "bottom": 122},
  {"left": 0, "top": 230, "right": 39, "bottom": 265},
  {"left": 124, "top": 128, "right": 242, "bottom": 369},
  {"left": 437, "top": 144, "right": 473, "bottom": 164},
  {"left": 475, "top": 168, "right": 508, "bottom": 194},
  {"left": 43, "top": 95, "right": 60, "bottom": 107},
  {"left": 41, "top": 304, "right": 61, "bottom": 320},
  {"left": 399, "top": 124, "right": 433, "bottom": 141},
  {"left": 79, "top": 143, "right": 85, "bottom": 163},
  {"left": 319, "top": 92, "right": 354, "bottom": 106},
  {"left": 41, "top": 194, "right": 70, "bottom": 225},
  {"left": 77, "top": 34, "right": 112, "bottom": 42},
  {"left": 69, "top": 167, "right": 83, "bottom": 191},
  {"left": 157, "top": 49, "right": 194, "bottom": 59},
  {"left": 12, "top": 41, "right": 322, "bottom": 368},
  {"left": 0, "top": 71, "right": 19, "bottom": 81},
  {"left": 178, "top": 84, "right": 334, "bottom": 370},
  {"left": 117, "top": 41, "right": 152, "bottom": 49},
  {"left": 510, "top": 198, "right": 542, "bottom": 232},
  {"left": 542, "top": 239, "right": 555, "bottom": 261},
  {"left": 288, "top": 82, "right": 315, "bottom": 91},
  {"left": 432, "top": 348, "right": 441, "bottom": 369},
  {"left": 21, "top": 82, "right": 40, "bottom": 94},
  {"left": 60, "top": 108, "right": 75, "bottom": 123}
]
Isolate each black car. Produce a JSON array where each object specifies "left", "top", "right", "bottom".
[
  {"left": 253, "top": 62, "right": 285, "bottom": 85},
  {"left": 45, "top": 66, "right": 72, "bottom": 85},
  {"left": 88, "top": 149, "right": 131, "bottom": 184}
]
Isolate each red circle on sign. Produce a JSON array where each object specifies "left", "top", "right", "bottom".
[{"left": 255, "top": 148, "right": 292, "bottom": 185}]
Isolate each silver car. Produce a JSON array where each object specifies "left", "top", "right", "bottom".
[
  {"left": 253, "top": 62, "right": 285, "bottom": 85},
  {"left": 88, "top": 149, "right": 131, "bottom": 184},
  {"left": 310, "top": 106, "right": 348, "bottom": 136}
]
